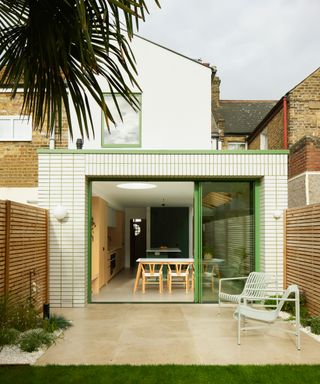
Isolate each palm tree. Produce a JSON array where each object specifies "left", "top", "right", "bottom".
[{"left": 0, "top": 0, "right": 160, "bottom": 138}]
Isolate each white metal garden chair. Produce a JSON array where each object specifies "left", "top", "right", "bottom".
[
  {"left": 234, "top": 284, "right": 301, "bottom": 350},
  {"left": 218, "top": 271, "right": 276, "bottom": 312}
]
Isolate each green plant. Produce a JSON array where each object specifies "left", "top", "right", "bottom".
[
  {"left": 264, "top": 291, "right": 307, "bottom": 316},
  {"left": 0, "top": 328, "right": 20, "bottom": 348},
  {"left": 203, "top": 244, "right": 214, "bottom": 256},
  {"left": 42, "top": 315, "right": 72, "bottom": 333},
  {"left": 300, "top": 316, "right": 312, "bottom": 327},
  {"left": 310, "top": 317, "right": 320, "bottom": 335},
  {"left": 282, "top": 292, "right": 307, "bottom": 316},
  {"left": 0, "top": 296, "right": 41, "bottom": 331},
  {"left": 18, "top": 329, "right": 54, "bottom": 352}
]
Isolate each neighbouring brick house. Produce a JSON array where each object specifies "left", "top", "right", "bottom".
[
  {"left": 247, "top": 67, "right": 320, "bottom": 208},
  {"left": 0, "top": 92, "right": 68, "bottom": 204},
  {"left": 211, "top": 76, "right": 276, "bottom": 149}
]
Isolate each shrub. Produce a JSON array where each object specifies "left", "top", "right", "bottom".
[
  {"left": 42, "top": 314, "right": 72, "bottom": 333},
  {"left": 0, "top": 328, "right": 20, "bottom": 348},
  {"left": 264, "top": 291, "right": 308, "bottom": 317},
  {"left": 18, "top": 329, "right": 54, "bottom": 352},
  {"left": 0, "top": 295, "right": 41, "bottom": 331},
  {"left": 310, "top": 317, "right": 320, "bottom": 335}
]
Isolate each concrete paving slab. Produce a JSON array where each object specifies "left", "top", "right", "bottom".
[{"left": 36, "top": 304, "right": 320, "bottom": 365}]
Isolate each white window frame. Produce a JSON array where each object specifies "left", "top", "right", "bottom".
[
  {"left": 260, "top": 128, "right": 268, "bottom": 150},
  {"left": 227, "top": 142, "right": 247, "bottom": 150},
  {"left": 0, "top": 115, "right": 32, "bottom": 141}
]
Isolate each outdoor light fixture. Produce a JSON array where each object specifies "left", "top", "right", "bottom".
[
  {"left": 52, "top": 205, "right": 68, "bottom": 221},
  {"left": 116, "top": 183, "right": 157, "bottom": 190},
  {"left": 273, "top": 210, "right": 283, "bottom": 220}
]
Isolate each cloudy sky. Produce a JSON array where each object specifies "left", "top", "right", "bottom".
[{"left": 138, "top": 0, "right": 320, "bottom": 100}]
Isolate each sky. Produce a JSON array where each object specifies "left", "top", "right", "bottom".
[{"left": 138, "top": 0, "right": 320, "bottom": 100}]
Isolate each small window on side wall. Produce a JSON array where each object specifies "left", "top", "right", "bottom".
[
  {"left": 102, "top": 94, "right": 141, "bottom": 147},
  {"left": 0, "top": 116, "right": 32, "bottom": 141},
  {"left": 260, "top": 129, "right": 268, "bottom": 150},
  {"left": 227, "top": 142, "right": 247, "bottom": 150}
]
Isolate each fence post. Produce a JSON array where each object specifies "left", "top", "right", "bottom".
[{"left": 5, "top": 200, "right": 11, "bottom": 295}]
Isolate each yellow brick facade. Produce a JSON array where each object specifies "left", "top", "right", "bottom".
[
  {"left": 287, "top": 68, "right": 320, "bottom": 147},
  {"left": 0, "top": 93, "right": 68, "bottom": 187}
]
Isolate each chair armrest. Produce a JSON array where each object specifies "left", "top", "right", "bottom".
[{"left": 219, "top": 276, "right": 248, "bottom": 294}]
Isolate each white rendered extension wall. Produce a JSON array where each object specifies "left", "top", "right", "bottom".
[
  {"left": 38, "top": 150, "right": 288, "bottom": 307},
  {"left": 68, "top": 36, "right": 212, "bottom": 150}
]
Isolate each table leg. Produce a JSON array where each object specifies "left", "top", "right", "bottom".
[{"left": 133, "top": 263, "right": 142, "bottom": 293}]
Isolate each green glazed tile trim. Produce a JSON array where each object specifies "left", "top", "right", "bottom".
[{"left": 38, "top": 149, "right": 289, "bottom": 155}]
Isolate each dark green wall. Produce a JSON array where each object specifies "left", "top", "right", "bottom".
[{"left": 150, "top": 207, "right": 189, "bottom": 258}]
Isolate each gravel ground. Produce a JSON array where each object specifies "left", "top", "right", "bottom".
[
  {"left": 0, "top": 330, "right": 63, "bottom": 365},
  {"left": 0, "top": 345, "right": 46, "bottom": 365}
]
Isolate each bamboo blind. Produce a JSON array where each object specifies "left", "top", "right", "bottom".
[
  {"left": 0, "top": 200, "right": 48, "bottom": 307},
  {"left": 285, "top": 203, "right": 320, "bottom": 316}
]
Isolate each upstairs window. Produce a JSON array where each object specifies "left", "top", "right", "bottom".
[
  {"left": 227, "top": 142, "right": 247, "bottom": 150},
  {"left": 260, "top": 129, "right": 268, "bottom": 150},
  {"left": 0, "top": 116, "right": 32, "bottom": 141},
  {"left": 102, "top": 94, "right": 141, "bottom": 147}
]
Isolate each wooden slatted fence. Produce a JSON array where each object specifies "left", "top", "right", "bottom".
[
  {"left": 285, "top": 203, "right": 320, "bottom": 315},
  {"left": 0, "top": 200, "right": 48, "bottom": 308}
]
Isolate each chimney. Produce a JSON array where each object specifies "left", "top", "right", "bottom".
[{"left": 212, "top": 76, "right": 221, "bottom": 108}]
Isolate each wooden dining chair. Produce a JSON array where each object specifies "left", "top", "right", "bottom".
[
  {"left": 141, "top": 262, "right": 163, "bottom": 293},
  {"left": 167, "top": 263, "right": 192, "bottom": 293}
]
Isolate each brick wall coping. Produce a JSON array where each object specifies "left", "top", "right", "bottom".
[{"left": 290, "top": 136, "right": 320, "bottom": 154}]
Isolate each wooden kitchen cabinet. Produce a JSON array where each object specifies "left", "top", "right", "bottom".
[{"left": 91, "top": 196, "right": 125, "bottom": 293}]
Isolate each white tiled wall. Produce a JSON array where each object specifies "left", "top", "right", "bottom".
[{"left": 38, "top": 151, "right": 288, "bottom": 307}]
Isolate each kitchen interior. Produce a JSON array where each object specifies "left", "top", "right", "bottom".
[{"left": 90, "top": 181, "right": 194, "bottom": 303}]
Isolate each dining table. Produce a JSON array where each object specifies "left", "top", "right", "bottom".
[{"left": 133, "top": 257, "right": 194, "bottom": 293}]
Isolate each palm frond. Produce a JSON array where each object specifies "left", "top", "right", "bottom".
[{"left": 0, "top": 0, "right": 161, "bottom": 138}]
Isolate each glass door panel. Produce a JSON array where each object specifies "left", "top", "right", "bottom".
[{"left": 201, "top": 181, "right": 255, "bottom": 302}]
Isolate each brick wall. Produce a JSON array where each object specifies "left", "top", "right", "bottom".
[
  {"left": 0, "top": 93, "right": 68, "bottom": 187},
  {"left": 288, "top": 68, "right": 320, "bottom": 147},
  {"left": 289, "top": 136, "right": 320, "bottom": 178},
  {"left": 266, "top": 108, "right": 284, "bottom": 149},
  {"left": 248, "top": 135, "right": 260, "bottom": 149},
  {"left": 248, "top": 108, "right": 284, "bottom": 150}
]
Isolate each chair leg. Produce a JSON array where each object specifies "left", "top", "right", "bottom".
[
  {"left": 142, "top": 275, "right": 145, "bottom": 294},
  {"left": 159, "top": 275, "right": 163, "bottom": 293},
  {"left": 186, "top": 275, "right": 189, "bottom": 293},
  {"left": 237, "top": 312, "right": 241, "bottom": 345},
  {"left": 168, "top": 274, "right": 172, "bottom": 293}
]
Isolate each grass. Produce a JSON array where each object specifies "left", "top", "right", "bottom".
[{"left": 1, "top": 365, "right": 320, "bottom": 384}]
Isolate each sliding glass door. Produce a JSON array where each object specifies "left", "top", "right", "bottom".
[{"left": 199, "top": 181, "right": 255, "bottom": 303}]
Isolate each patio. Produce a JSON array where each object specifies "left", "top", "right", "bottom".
[{"left": 36, "top": 304, "right": 320, "bottom": 365}]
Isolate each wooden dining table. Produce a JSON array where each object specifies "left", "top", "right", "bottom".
[{"left": 133, "top": 258, "right": 194, "bottom": 293}]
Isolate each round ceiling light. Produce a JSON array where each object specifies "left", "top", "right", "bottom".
[{"left": 116, "top": 182, "right": 157, "bottom": 190}]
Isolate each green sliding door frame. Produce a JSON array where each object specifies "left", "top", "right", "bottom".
[
  {"left": 87, "top": 178, "right": 261, "bottom": 304},
  {"left": 87, "top": 180, "right": 93, "bottom": 303},
  {"left": 193, "top": 182, "right": 202, "bottom": 303}
]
